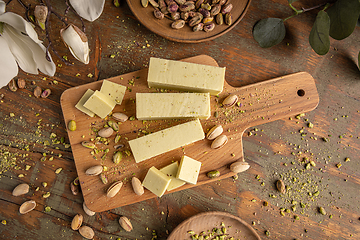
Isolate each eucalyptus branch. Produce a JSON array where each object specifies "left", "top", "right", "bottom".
[{"left": 65, "top": 0, "right": 85, "bottom": 32}]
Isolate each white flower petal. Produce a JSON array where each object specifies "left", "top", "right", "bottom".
[
  {"left": 0, "top": 37, "right": 18, "bottom": 88},
  {"left": 61, "top": 25, "right": 89, "bottom": 64},
  {"left": 3, "top": 24, "right": 56, "bottom": 76},
  {"left": 2, "top": 24, "right": 38, "bottom": 74},
  {"left": 0, "top": 12, "right": 41, "bottom": 44},
  {"left": 0, "top": 0, "right": 6, "bottom": 15},
  {"left": 70, "top": 0, "right": 105, "bottom": 22}
]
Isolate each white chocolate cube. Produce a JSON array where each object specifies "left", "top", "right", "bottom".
[
  {"left": 160, "top": 162, "right": 186, "bottom": 191},
  {"left": 75, "top": 89, "right": 95, "bottom": 117},
  {"left": 176, "top": 156, "right": 202, "bottom": 185},
  {"left": 83, "top": 90, "right": 116, "bottom": 119},
  {"left": 100, "top": 80, "right": 127, "bottom": 105},
  {"left": 142, "top": 166, "right": 171, "bottom": 197}
]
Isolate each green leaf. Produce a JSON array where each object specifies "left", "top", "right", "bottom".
[
  {"left": 309, "top": 10, "right": 330, "bottom": 55},
  {"left": 327, "top": 0, "right": 360, "bottom": 40},
  {"left": 288, "top": 0, "right": 298, "bottom": 4},
  {"left": 253, "top": 18, "right": 286, "bottom": 48}
]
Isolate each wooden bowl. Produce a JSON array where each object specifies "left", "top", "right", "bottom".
[
  {"left": 167, "top": 211, "right": 262, "bottom": 239},
  {"left": 126, "top": 0, "right": 252, "bottom": 43}
]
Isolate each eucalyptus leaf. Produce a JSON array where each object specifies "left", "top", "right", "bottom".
[
  {"left": 327, "top": 0, "right": 360, "bottom": 40},
  {"left": 309, "top": 10, "right": 330, "bottom": 55},
  {"left": 288, "top": 0, "right": 298, "bottom": 4},
  {"left": 253, "top": 18, "right": 286, "bottom": 48}
]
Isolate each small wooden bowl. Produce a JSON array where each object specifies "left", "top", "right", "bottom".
[
  {"left": 167, "top": 211, "right": 262, "bottom": 240},
  {"left": 126, "top": 0, "right": 252, "bottom": 43}
]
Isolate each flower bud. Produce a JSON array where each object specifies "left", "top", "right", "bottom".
[
  {"left": 34, "top": 5, "right": 48, "bottom": 30},
  {"left": 60, "top": 24, "right": 89, "bottom": 64}
]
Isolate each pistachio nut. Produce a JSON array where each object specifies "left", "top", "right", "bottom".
[
  {"left": 17, "top": 78, "right": 26, "bottom": 89},
  {"left": 19, "top": 200, "right": 36, "bottom": 214},
  {"left": 171, "top": 12, "right": 181, "bottom": 20},
  {"left": 112, "top": 112, "right": 128, "bottom": 122},
  {"left": 41, "top": 88, "right": 51, "bottom": 98},
  {"left": 203, "top": 17, "right": 214, "bottom": 24},
  {"left": 219, "top": 0, "right": 227, "bottom": 5},
  {"left": 154, "top": 9, "right": 164, "bottom": 19},
  {"left": 201, "top": 3, "right": 211, "bottom": 11},
  {"left": 207, "top": 170, "right": 220, "bottom": 179},
  {"left": 149, "top": 0, "right": 159, "bottom": 7},
  {"left": 222, "top": 94, "right": 238, "bottom": 107},
  {"left": 225, "top": 12, "right": 232, "bottom": 25},
  {"left": 81, "top": 141, "right": 96, "bottom": 149},
  {"left": 12, "top": 183, "right": 30, "bottom": 196},
  {"left": 193, "top": 23, "right": 204, "bottom": 32},
  {"left": 106, "top": 181, "right": 123, "bottom": 198},
  {"left": 100, "top": 173, "right": 108, "bottom": 184},
  {"left": 221, "top": 3, "right": 233, "bottom": 14},
  {"left": 319, "top": 207, "right": 326, "bottom": 215},
  {"left": 204, "top": 22, "right": 215, "bottom": 32},
  {"left": 8, "top": 79, "right": 18, "bottom": 92},
  {"left": 71, "top": 214, "right": 83, "bottom": 230},
  {"left": 211, "top": 135, "right": 228, "bottom": 149},
  {"left": 199, "top": 8, "right": 210, "bottom": 18},
  {"left": 216, "top": 13, "right": 224, "bottom": 25},
  {"left": 180, "top": 1, "right": 195, "bottom": 12},
  {"left": 159, "top": 0, "right": 166, "bottom": 9},
  {"left": 34, "top": 86, "right": 42, "bottom": 98},
  {"left": 167, "top": 2, "right": 179, "bottom": 13},
  {"left": 141, "top": 0, "right": 148, "bottom": 8},
  {"left": 210, "top": 4, "right": 221, "bottom": 15},
  {"left": 68, "top": 120, "right": 76, "bottom": 131},
  {"left": 108, "top": 120, "right": 119, "bottom": 131},
  {"left": 189, "top": 14, "right": 203, "bottom": 27},
  {"left": 131, "top": 177, "right": 144, "bottom": 196},
  {"left": 276, "top": 179, "right": 286, "bottom": 194},
  {"left": 119, "top": 216, "right": 133, "bottom": 232},
  {"left": 85, "top": 165, "right": 103, "bottom": 176},
  {"left": 206, "top": 125, "right": 223, "bottom": 140},
  {"left": 79, "top": 226, "right": 95, "bottom": 239},
  {"left": 230, "top": 161, "right": 250, "bottom": 173},
  {"left": 98, "top": 127, "right": 114, "bottom": 138},
  {"left": 83, "top": 202, "right": 95, "bottom": 216},
  {"left": 175, "top": 0, "right": 186, "bottom": 4},
  {"left": 195, "top": 0, "right": 204, "bottom": 9},
  {"left": 171, "top": 19, "right": 185, "bottom": 29},
  {"left": 113, "top": 151, "right": 123, "bottom": 164},
  {"left": 114, "top": 144, "right": 124, "bottom": 150},
  {"left": 181, "top": 11, "right": 189, "bottom": 20},
  {"left": 212, "top": 0, "right": 220, "bottom": 4},
  {"left": 70, "top": 181, "right": 79, "bottom": 195}
]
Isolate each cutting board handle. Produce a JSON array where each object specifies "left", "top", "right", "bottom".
[{"left": 223, "top": 72, "right": 319, "bottom": 132}]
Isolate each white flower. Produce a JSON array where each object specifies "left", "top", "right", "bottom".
[
  {"left": 0, "top": 0, "right": 56, "bottom": 88},
  {"left": 70, "top": 0, "right": 105, "bottom": 22},
  {"left": 60, "top": 24, "right": 89, "bottom": 64}
]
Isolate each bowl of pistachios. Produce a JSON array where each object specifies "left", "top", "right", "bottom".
[{"left": 126, "top": 0, "right": 252, "bottom": 43}]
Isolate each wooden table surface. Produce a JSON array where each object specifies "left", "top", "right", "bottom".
[{"left": 1, "top": 0, "right": 359, "bottom": 239}]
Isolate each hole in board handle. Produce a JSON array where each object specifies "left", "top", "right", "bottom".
[{"left": 297, "top": 89, "right": 305, "bottom": 97}]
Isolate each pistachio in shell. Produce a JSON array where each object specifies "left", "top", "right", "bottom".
[
  {"left": 19, "top": 200, "right": 36, "bottom": 214},
  {"left": 222, "top": 94, "right": 238, "bottom": 107},
  {"left": 98, "top": 127, "right": 114, "bottom": 138},
  {"left": 206, "top": 125, "right": 223, "bottom": 140},
  {"left": 85, "top": 165, "right": 103, "bottom": 176},
  {"left": 119, "top": 216, "right": 133, "bottom": 232},
  {"left": 210, "top": 135, "right": 228, "bottom": 149},
  {"left": 79, "top": 225, "right": 95, "bottom": 239},
  {"left": 276, "top": 179, "right": 286, "bottom": 194},
  {"left": 12, "top": 183, "right": 30, "bottom": 196},
  {"left": 131, "top": 177, "right": 144, "bottom": 196},
  {"left": 83, "top": 202, "right": 95, "bottom": 216},
  {"left": 106, "top": 181, "right": 123, "bottom": 198},
  {"left": 229, "top": 161, "right": 250, "bottom": 173},
  {"left": 71, "top": 214, "right": 83, "bottom": 230}
]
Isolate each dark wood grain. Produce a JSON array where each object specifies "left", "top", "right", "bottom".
[{"left": 0, "top": 0, "right": 360, "bottom": 239}]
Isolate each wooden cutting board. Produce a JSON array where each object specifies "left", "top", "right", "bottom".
[{"left": 60, "top": 55, "right": 319, "bottom": 212}]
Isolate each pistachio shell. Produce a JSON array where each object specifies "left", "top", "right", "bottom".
[
  {"left": 206, "top": 125, "right": 223, "bottom": 140},
  {"left": 98, "top": 127, "right": 114, "bottom": 138},
  {"left": 210, "top": 135, "right": 228, "bottom": 149},
  {"left": 70, "top": 181, "right": 79, "bottom": 195},
  {"left": 230, "top": 161, "right": 250, "bottom": 173},
  {"left": 222, "top": 94, "right": 238, "bottom": 107},
  {"left": 131, "top": 177, "right": 144, "bottom": 196},
  {"left": 12, "top": 183, "right": 30, "bottom": 196},
  {"left": 19, "top": 200, "right": 36, "bottom": 214},
  {"left": 85, "top": 165, "right": 103, "bottom": 176},
  {"left": 79, "top": 225, "right": 95, "bottom": 239},
  {"left": 106, "top": 181, "right": 123, "bottom": 198},
  {"left": 71, "top": 214, "right": 83, "bottom": 230},
  {"left": 112, "top": 112, "right": 128, "bottom": 122},
  {"left": 83, "top": 202, "right": 95, "bottom": 216},
  {"left": 119, "top": 216, "right": 133, "bottom": 232}
]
